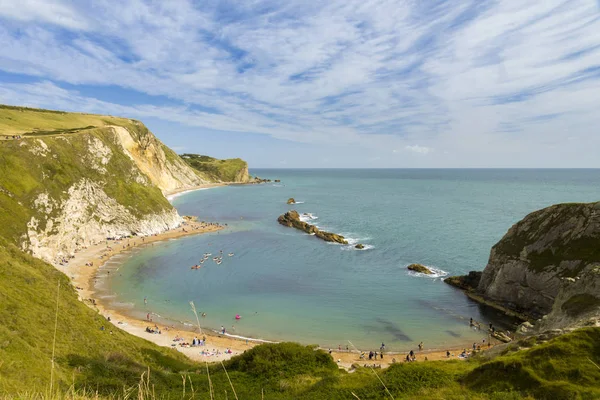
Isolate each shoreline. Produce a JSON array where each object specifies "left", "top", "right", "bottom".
[
  {"left": 164, "top": 183, "right": 229, "bottom": 201},
  {"left": 62, "top": 194, "right": 504, "bottom": 370}
]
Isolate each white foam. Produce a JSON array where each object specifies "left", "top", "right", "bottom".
[
  {"left": 342, "top": 244, "right": 375, "bottom": 251},
  {"left": 211, "top": 330, "right": 277, "bottom": 343},
  {"left": 298, "top": 212, "right": 318, "bottom": 222},
  {"left": 293, "top": 201, "right": 305, "bottom": 204},
  {"left": 406, "top": 265, "right": 449, "bottom": 279}
]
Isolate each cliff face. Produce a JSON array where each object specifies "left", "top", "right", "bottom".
[
  {"left": 111, "top": 124, "right": 209, "bottom": 194},
  {"left": 475, "top": 202, "right": 600, "bottom": 328},
  {"left": 0, "top": 109, "right": 214, "bottom": 264}
]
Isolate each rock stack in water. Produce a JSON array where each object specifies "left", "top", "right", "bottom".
[
  {"left": 287, "top": 198, "right": 296, "bottom": 204},
  {"left": 278, "top": 210, "right": 348, "bottom": 244},
  {"left": 407, "top": 263, "right": 433, "bottom": 274}
]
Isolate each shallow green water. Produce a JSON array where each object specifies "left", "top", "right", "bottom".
[{"left": 97, "top": 169, "right": 600, "bottom": 351}]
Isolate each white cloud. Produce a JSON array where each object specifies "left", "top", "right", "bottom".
[
  {"left": 405, "top": 145, "right": 432, "bottom": 155},
  {"left": 0, "top": 0, "right": 598, "bottom": 166}
]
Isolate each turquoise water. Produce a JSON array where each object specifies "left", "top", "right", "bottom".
[{"left": 97, "top": 169, "right": 600, "bottom": 351}]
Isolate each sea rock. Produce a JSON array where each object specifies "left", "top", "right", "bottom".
[
  {"left": 287, "top": 198, "right": 296, "bottom": 204},
  {"left": 274, "top": 179, "right": 281, "bottom": 182},
  {"left": 518, "top": 321, "right": 535, "bottom": 334},
  {"left": 277, "top": 211, "right": 348, "bottom": 244},
  {"left": 445, "top": 201, "right": 600, "bottom": 332},
  {"left": 355, "top": 243, "right": 365, "bottom": 249},
  {"left": 444, "top": 271, "right": 482, "bottom": 291},
  {"left": 407, "top": 263, "right": 433, "bottom": 274}
]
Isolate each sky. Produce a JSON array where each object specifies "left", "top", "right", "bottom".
[{"left": 0, "top": 0, "right": 599, "bottom": 168}]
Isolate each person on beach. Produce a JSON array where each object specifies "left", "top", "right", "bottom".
[
  {"left": 369, "top": 351, "right": 373, "bottom": 360},
  {"left": 144, "top": 297, "right": 147, "bottom": 305},
  {"left": 418, "top": 341, "right": 423, "bottom": 351},
  {"left": 446, "top": 350, "right": 451, "bottom": 358}
]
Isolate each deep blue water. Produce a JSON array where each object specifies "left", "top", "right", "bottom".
[{"left": 97, "top": 169, "right": 600, "bottom": 351}]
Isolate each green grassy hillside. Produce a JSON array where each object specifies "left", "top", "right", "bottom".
[
  {"left": 180, "top": 153, "right": 248, "bottom": 182},
  {"left": 0, "top": 104, "right": 128, "bottom": 136},
  {"left": 0, "top": 125, "right": 171, "bottom": 245},
  {"left": 1, "top": 236, "right": 599, "bottom": 399}
]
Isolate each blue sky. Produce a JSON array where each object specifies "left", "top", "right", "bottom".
[{"left": 0, "top": 0, "right": 599, "bottom": 167}]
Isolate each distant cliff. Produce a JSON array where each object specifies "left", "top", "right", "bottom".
[
  {"left": 180, "top": 153, "right": 249, "bottom": 183},
  {"left": 446, "top": 202, "right": 600, "bottom": 331},
  {"left": 0, "top": 105, "right": 218, "bottom": 263}
]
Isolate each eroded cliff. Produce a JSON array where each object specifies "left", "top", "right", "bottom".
[
  {"left": 446, "top": 202, "right": 600, "bottom": 331},
  {"left": 0, "top": 107, "right": 215, "bottom": 264}
]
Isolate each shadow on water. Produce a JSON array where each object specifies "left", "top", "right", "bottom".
[
  {"left": 445, "top": 330, "right": 462, "bottom": 338},
  {"left": 374, "top": 318, "right": 412, "bottom": 342}
]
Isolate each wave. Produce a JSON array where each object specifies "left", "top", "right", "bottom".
[
  {"left": 293, "top": 201, "right": 305, "bottom": 204},
  {"left": 342, "top": 244, "right": 375, "bottom": 251},
  {"left": 406, "top": 265, "right": 449, "bottom": 279},
  {"left": 298, "top": 212, "right": 318, "bottom": 222},
  {"left": 210, "top": 330, "right": 277, "bottom": 343}
]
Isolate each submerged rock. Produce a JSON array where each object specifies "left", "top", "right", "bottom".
[
  {"left": 407, "top": 263, "right": 433, "bottom": 274},
  {"left": 277, "top": 210, "right": 348, "bottom": 244},
  {"left": 287, "top": 198, "right": 296, "bottom": 204},
  {"left": 355, "top": 243, "right": 365, "bottom": 249}
]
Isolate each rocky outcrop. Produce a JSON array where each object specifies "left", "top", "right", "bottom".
[
  {"left": 180, "top": 154, "right": 250, "bottom": 183},
  {"left": 446, "top": 202, "right": 600, "bottom": 331},
  {"left": 355, "top": 243, "right": 364, "bottom": 249},
  {"left": 277, "top": 210, "right": 348, "bottom": 244},
  {"left": 407, "top": 263, "right": 433, "bottom": 274},
  {"left": 287, "top": 198, "right": 296, "bottom": 204},
  {"left": 445, "top": 271, "right": 482, "bottom": 291}
]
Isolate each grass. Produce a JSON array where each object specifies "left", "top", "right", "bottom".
[
  {"left": 0, "top": 104, "right": 129, "bottom": 136},
  {"left": 180, "top": 153, "right": 248, "bottom": 182},
  {"left": 0, "top": 106, "right": 177, "bottom": 246},
  {"left": 492, "top": 202, "right": 600, "bottom": 275}
]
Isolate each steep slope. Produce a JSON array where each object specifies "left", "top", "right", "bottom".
[
  {"left": 446, "top": 202, "right": 600, "bottom": 331},
  {"left": 180, "top": 153, "right": 250, "bottom": 183},
  {"left": 0, "top": 105, "right": 210, "bottom": 263}
]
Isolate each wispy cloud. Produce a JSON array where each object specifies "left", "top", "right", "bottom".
[{"left": 0, "top": 0, "right": 598, "bottom": 166}]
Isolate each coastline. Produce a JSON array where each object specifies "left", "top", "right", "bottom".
[{"left": 61, "top": 186, "right": 504, "bottom": 369}]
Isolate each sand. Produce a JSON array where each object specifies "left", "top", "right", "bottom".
[{"left": 61, "top": 209, "right": 501, "bottom": 370}]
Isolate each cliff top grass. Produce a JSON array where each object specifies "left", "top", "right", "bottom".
[
  {"left": 0, "top": 104, "right": 131, "bottom": 136},
  {"left": 180, "top": 153, "right": 247, "bottom": 182}
]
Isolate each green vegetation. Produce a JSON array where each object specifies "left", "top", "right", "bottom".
[
  {"left": 0, "top": 104, "right": 128, "bottom": 136},
  {"left": 180, "top": 153, "right": 248, "bottom": 182},
  {"left": 492, "top": 202, "right": 600, "bottom": 274},
  {"left": 1, "top": 236, "right": 598, "bottom": 399},
  {"left": 0, "top": 126, "right": 171, "bottom": 244}
]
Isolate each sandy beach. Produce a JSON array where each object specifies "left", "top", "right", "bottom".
[{"left": 58, "top": 191, "right": 501, "bottom": 370}]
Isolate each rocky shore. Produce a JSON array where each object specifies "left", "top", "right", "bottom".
[
  {"left": 445, "top": 201, "right": 600, "bottom": 334},
  {"left": 277, "top": 210, "right": 348, "bottom": 244}
]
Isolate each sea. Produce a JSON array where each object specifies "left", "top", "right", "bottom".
[{"left": 95, "top": 169, "right": 600, "bottom": 351}]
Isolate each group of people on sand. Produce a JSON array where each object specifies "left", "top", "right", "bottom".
[
  {"left": 3, "top": 135, "right": 23, "bottom": 140},
  {"left": 146, "top": 325, "right": 162, "bottom": 334}
]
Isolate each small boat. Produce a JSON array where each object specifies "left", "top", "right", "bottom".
[
  {"left": 213, "top": 257, "right": 219, "bottom": 261},
  {"left": 206, "top": 253, "right": 212, "bottom": 256},
  {"left": 216, "top": 260, "right": 222, "bottom": 265},
  {"left": 228, "top": 253, "right": 234, "bottom": 257}
]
